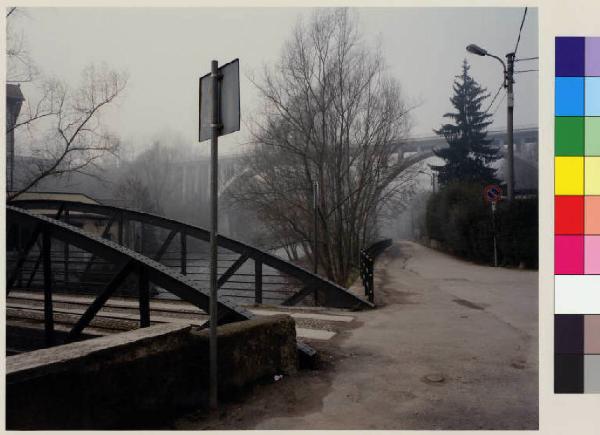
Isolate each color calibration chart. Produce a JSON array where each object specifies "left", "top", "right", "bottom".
[{"left": 555, "top": 36, "right": 600, "bottom": 394}]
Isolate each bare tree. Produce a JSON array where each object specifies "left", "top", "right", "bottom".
[
  {"left": 113, "top": 174, "right": 156, "bottom": 213},
  {"left": 8, "top": 64, "right": 128, "bottom": 200},
  {"left": 6, "top": 8, "right": 38, "bottom": 84},
  {"left": 114, "top": 140, "right": 182, "bottom": 215},
  {"left": 6, "top": 9, "right": 128, "bottom": 200},
  {"left": 229, "top": 8, "right": 423, "bottom": 285}
]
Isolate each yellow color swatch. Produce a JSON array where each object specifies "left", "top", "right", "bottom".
[
  {"left": 555, "top": 157, "right": 584, "bottom": 195},
  {"left": 586, "top": 157, "right": 600, "bottom": 195}
]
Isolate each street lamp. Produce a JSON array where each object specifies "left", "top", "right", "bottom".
[
  {"left": 417, "top": 170, "right": 436, "bottom": 193},
  {"left": 466, "top": 43, "right": 515, "bottom": 202}
]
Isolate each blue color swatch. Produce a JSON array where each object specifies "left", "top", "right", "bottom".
[
  {"left": 585, "top": 77, "right": 600, "bottom": 115},
  {"left": 556, "top": 77, "right": 585, "bottom": 116}
]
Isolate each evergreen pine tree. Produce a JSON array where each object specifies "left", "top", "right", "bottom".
[{"left": 431, "top": 60, "right": 500, "bottom": 187}]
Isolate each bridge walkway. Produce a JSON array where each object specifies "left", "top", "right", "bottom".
[{"left": 7, "top": 290, "right": 356, "bottom": 356}]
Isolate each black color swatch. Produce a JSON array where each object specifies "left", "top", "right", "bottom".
[
  {"left": 555, "top": 314, "right": 584, "bottom": 354},
  {"left": 555, "top": 354, "right": 584, "bottom": 393}
]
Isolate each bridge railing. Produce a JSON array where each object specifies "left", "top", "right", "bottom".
[
  {"left": 8, "top": 200, "right": 373, "bottom": 310},
  {"left": 7, "top": 205, "right": 322, "bottom": 362},
  {"left": 6, "top": 206, "right": 254, "bottom": 344},
  {"left": 359, "top": 239, "right": 393, "bottom": 303}
]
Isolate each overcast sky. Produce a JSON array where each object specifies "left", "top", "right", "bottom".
[{"left": 12, "top": 7, "right": 538, "bottom": 156}]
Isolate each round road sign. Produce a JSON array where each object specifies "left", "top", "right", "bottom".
[{"left": 484, "top": 184, "right": 503, "bottom": 204}]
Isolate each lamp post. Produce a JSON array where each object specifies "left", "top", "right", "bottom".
[
  {"left": 417, "top": 170, "right": 436, "bottom": 193},
  {"left": 466, "top": 44, "right": 515, "bottom": 202}
]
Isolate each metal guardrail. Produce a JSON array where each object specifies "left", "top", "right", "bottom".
[
  {"left": 9, "top": 199, "right": 373, "bottom": 310},
  {"left": 359, "top": 239, "right": 393, "bottom": 303}
]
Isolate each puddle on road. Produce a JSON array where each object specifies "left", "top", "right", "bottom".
[{"left": 452, "top": 298, "right": 484, "bottom": 310}]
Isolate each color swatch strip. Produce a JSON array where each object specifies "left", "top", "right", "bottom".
[{"left": 555, "top": 36, "right": 600, "bottom": 394}]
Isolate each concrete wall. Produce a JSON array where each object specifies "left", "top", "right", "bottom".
[{"left": 6, "top": 315, "right": 298, "bottom": 429}]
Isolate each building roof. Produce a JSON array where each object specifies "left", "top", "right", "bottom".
[{"left": 9, "top": 191, "right": 101, "bottom": 205}]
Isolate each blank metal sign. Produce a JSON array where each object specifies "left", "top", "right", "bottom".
[{"left": 199, "top": 58, "right": 240, "bottom": 142}]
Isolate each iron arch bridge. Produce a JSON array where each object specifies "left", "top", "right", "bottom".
[
  {"left": 7, "top": 201, "right": 371, "bottom": 339},
  {"left": 7, "top": 202, "right": 371, "bottom": 362}
]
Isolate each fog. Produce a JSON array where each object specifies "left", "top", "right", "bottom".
[{"left": 14, "top": 7, "right": 538, "bottom": 155}]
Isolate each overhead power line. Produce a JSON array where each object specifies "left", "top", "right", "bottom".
[
  {"left": 515, "top": 56, "right": 538, "bottom": 62},
  {"left": 513, "top": 7, "right": 528, "bottom": 56},
  {"left": 485, "top": 83, "right": 504, "bottom": 114},
  {"left": 491, "top": 91, "right": 507, "bottom": 116},
  {"left": 515, "top": 69, "right": 538, "bottom": 74}
]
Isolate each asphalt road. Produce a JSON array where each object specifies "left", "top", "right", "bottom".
[{"left": 177, "top": 241, "right": 538, "bottom": 430}]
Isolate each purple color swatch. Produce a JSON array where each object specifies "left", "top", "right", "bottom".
[
  {"left": 556, "top": 37, "right": 585, "bottom": 77},
  {"left": 555, "top": 235, "right": 584, "bottom": 274},
  {"left": 586, "top": 37, "right": 600, "bottom": 76}
]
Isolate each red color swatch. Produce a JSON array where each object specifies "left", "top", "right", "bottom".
[{"left": 556, "top": 196, "right": 585, "bottom": 234}]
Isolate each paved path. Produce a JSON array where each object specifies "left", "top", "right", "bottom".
[{"left": 233, "top": 241, "right": 538, "bottom": 430}]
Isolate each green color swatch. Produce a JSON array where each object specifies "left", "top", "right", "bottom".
[
  {"left": 556, "top": 117, "right": 585, "bottom": 156},
  {"left": 585, "top": 117, "right": 600, "bottom": 156}
]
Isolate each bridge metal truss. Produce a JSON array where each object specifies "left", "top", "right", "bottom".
[
  {"left": 7, "top": 205, "right": 321, "bottom": 363},
  {"left": 9, "top": 199, "right": 373, "bottom": 311}
]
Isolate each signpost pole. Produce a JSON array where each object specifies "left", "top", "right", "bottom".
[
  {"left": 484, "top": 184, "right": 502, "bottom": 268},
  {"left": 199, "top": 58, "right": 238, "bottom": 411},
  {"left": 491, "top": 202, "right": 498, "bottom": 268},
  {"left": 209, "top": 59, "right": 220, "bottom": 411},
  {"left": 313, "top": 180, "right": 319, "bottom": 274},
  {"left": 313, "top": 180, "right": 319, "bottom": 305}
]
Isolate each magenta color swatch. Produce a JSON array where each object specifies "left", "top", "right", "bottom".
[
  {"left": 586, "top": 37, "right": 600, "bottom": 76},
  {"left": 555, "top": 235, "right": 585, "bottom": 274},
  {"left": 585, "top": 236, "right": 600, "bottom": 274}
]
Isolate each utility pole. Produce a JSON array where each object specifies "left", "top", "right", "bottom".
[
  {"left": 467, "top": 44, "right": 517, "bottom": 202},
  {"left": 506, "top": 52, "right": 515, "bottom": 202},
  {"left": 209, "top": 59, "right": 221, "bottom": 411}
]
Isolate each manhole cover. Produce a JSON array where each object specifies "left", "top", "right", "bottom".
[{"left": 423, "top": 373, "right": 445, "bottom": 383}]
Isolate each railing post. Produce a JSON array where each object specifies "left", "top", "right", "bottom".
[
  {"left": 42, "top": 229, "right": 55, "bottom": 346},
  {"left": 368, "top": 257, "right": 374, "bottom": 303},
  {"left": 17, "top": 224, "right": 23, "bottom": 288},
  {"left": 180, "top": 231, "right": 187, "bottom": 275},
  {"left": 118, "top": 212, "right": 124, "bottom": 245},
  {"left": 138, "top": 266, "right": 150, "bottom": 328},
  {"left": 255, "top": 259, "right": 262, "bottom": 305},
  {"left": 64, "top": 210, "right": 69, "bottom": 289}
]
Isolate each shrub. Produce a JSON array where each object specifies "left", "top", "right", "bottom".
[{"left": 425, "top": 182, "right": 538, "bottom": 268}]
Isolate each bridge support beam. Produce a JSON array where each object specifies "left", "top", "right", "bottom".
[
  {"left": 180, "top": 231, "right": 187, "bottom": 275},
  {"left": 7, "top": 223, "right": 42, "bottom": 292},
  {"left": 217, "top": 254, "right": 249, "bottom": 289},
  {"left": 64, "top": 210, "right": 70, "bottom": 289},
  {"left": 67, "top": 260, "right": 134, "bottom": 342},
  {"left": 138, "top": 267, "right": 150, "bottom": 328},
  {"left": 255, "top": 260, "right": 262, "bottom": 304},
  {"left": 282, "top": 283, "right": 317, "bottom": 306},
  {"left": 42, "top": 230, "right": 55, "bottom": 346}
]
